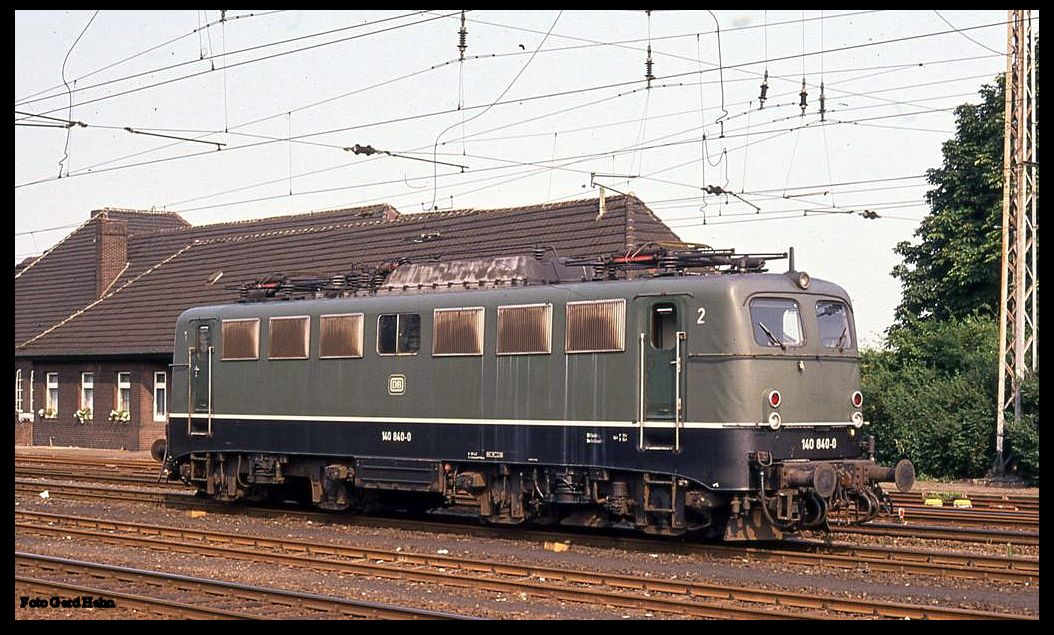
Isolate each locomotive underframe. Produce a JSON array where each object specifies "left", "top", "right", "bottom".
[{"left": 167, "top": 447, "right": 909, "bottom": 540}]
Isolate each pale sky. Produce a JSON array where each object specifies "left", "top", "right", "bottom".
[{"left": 14, "top": 10, "right": 1030, "bottom": 346}]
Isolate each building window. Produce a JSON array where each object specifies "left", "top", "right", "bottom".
[
  {"left": 319, "top": 314, "right": 364, "bottom": 358},
  {"left": 497, "top": 304, "right": 552, "bottom": 355},
  {"left": 268, "top": 316, "right": 310, "bottom": 360},
  {"left": 45, "top": 372, "right": 59, "bottom": 416},
  {"left": 29, "top": 370, "right": 34, "bottom": 414},
  {"left": 153, "top": 372, "right": 167, "bottom": 421},
  {"left": 222, "top": 318, "right": 260, "bottom": 360},
  {"left": 566, "top": 299, "right": 626, "bottom": 353},
  {"left": 116, "top": 372, "right": 132, "bottom": 413},
  {"left": 15, "top": 369, "right": 23, "bottom": 413},
  {"left": 80, "top": 372, "right": 94, "bottom": 414},
  {"left": 433, "top": 307, "right": 484, "bottom": 356},
  {"left": 377, "top": 313, "right": 421, "bottom": 355}
]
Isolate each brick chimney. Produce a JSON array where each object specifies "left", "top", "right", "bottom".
[{"left": 94, "top": 214, "right": 128, "bottom": 296}]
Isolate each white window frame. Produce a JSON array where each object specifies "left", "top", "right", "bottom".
[
  {"left": 80, "top": 372, "right": 94, "bottom": 415},
  {"left": 15, "top": 368, "right": 23, "bottom": 414},
  {"left": 376, "top": 313, "right": 422, "bottom": 356},
  {"left": 153, "top": 372, "right": 167, "bottom": 421},
  {"left": 28, "top": 370, "right": 34, "bottom": 414},
  {"left": 116, "top": 372, "right": 132, "bottom": 413},
  {"left": 45, "top": 372, "right": 59, "bottom": 416}
]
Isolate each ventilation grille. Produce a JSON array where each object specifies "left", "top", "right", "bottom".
[
  {"left": 221, "top": 319, "right": 259, "bottom": 360},
  {"left": 269, "top": 316, "right": 309, "bottom": 359},
  {"left": 433, "top": 307, "right": 484, "bottom": 356},
  {"left": 319, "top": 314, "right": 364, "bottom": 358},
  {"left": 566, "top": 299, "right": 626, "bottom": 353},
  {"left": 497, "top": 304, "right": 552, "bottom": 355}
]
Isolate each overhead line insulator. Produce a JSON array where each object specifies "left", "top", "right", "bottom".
[{"left": 458, "top": 11, "right": 468, "bottom": 61}]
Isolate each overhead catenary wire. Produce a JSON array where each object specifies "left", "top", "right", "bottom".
[
  {"left": 57, "top": 9, "right": 100, "bottom": 178},
  {"left": 15, "top": 100, "right": 957, "bottom": 237},
  {"left": 16, "top": 10, "right": 459, "bottom": 119},
  {"left": 15, "top": 22, "right": 1008, "bottom": 191},
  {"left": 427, "top": 10, "right": 562, "bottom": 211},
  {"left": 12, "top": 12, "right": 1007, "bottom": 249}
]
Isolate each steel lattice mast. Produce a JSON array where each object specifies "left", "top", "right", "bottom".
[{"left": 995, "top": 9, "right": 1038, "bottom": 474}]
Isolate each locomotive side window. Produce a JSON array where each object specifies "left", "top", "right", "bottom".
[
  {"left": 377, "top": 313, "right": 420, "bottom": 355},
  {"left": 816, "top": 301, "right": 853, "bottom": 350},
  {"left": 268, "top": 316, "right": 310, "bottom": 360},
  {"left": 433, "top": 307, "right": 484, "bottom": 356},
  {"left": 221, "top": 318, "right": 260, "bottom": 360},
  {"left": 319, "top": 313, "right": 364, "bottom": 358},
  {"left": 749, "top": 298, "right": 804, "bottom": 348},
  {"left": 566, "top": 298, "right": 626, "bottom": 353},
  {"left": 651, "top": 303, "right": 677, "bottom": 350},
  {"left": 497, "top": 304, "right": 552, "bottom": 355}
]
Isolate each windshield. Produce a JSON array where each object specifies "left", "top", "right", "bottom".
[
  {"left": 750, "top": 298, "right": 804, "bottom": 348},
  {"left": 816, "top": 300, "right": 853, "bottom": 349}
]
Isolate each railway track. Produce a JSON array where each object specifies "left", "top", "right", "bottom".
[
  {"left": 14, "top": 483, "right": 1039, "bottom": 586},
  {"left": 889, "top": 491, "right": 1039, "bottom": 513},
  {"left": 15, "top": 510, "right": 1035, "bottom": 620},
  {"left": 18, "top": 455, "right": 1041, "bottom": 528},
  {"left": 16, "top": 467, "right": 1042, "bottom": 548},
  {"left": 15, "top": 552, "right": 468, "bottom": 619}
]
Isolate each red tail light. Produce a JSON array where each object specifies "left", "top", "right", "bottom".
[
  {"left": 852, "top": 391, "right": 863, "bottom": 408},
  {"left": 769, "top": 390, "right": 781, "bottom": 408}
]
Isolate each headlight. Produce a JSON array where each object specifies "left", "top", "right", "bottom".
[
  {"left": 851, "top": 411, "right": 864, "bottom": 428},
  {"left": 768, "top": 412, "right": 782, "bottom": 430}
]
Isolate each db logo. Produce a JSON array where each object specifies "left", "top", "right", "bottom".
[{"left": 388, "top": 374, "right": 406, "bottom": 395}]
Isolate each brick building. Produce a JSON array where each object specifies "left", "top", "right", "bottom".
[{"left": 15, "top": 194, "right": 685, "bottom": 449}]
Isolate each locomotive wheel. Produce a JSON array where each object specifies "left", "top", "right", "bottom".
[{"left": 149, "top": 438, "right": 167, "bottom": 462}]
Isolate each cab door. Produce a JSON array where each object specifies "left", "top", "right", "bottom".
[
  {"left": 636, "top": 299, "right": 686, "bottom": 451},
  {"left": 187, "top": 319, "right": 215, "bottom": 436}
]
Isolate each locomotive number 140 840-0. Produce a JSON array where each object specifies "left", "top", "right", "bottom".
[{"left": 801, "top": 437, "right": 837, "bottom": 450}]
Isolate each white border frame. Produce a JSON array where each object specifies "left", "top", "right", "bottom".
[
  {"left": 153, "top": 371, "right": 168, "bottom": 422},
  {"left": 376, "top": 313, "right": 421, "bottom": 357}
]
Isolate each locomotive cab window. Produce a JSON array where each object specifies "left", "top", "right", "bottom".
[
  {"left": 651, "top": 303, "right": 677, "bottom": 350},
  {"left": 750, "top": 298, "right": 804, "bottom": 348},
  {"left": 377, "top": 313, "right": 421, "bottom": 355},
  {"left": 816, "top": 301, "right": 853, "bottom": 350},
  {"left": 433, "top": 307, "right": 484, "bottom": 356},
  {"left": 269, "top": 316, "right": 310, "bottom": 359},
  {"left": 566, "top": 299, "right": 626, "bottom": 353}
]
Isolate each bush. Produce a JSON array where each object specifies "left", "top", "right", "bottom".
[
  {"left": 861, "top": 314, "right": 999, "bottom": 479},
  {"left": 1006, "top": 371, "right": 1039, "bottom": 483}
]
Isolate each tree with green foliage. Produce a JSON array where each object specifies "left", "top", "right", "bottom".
[
  {"left": 865, "top": 50, "right": 1039, "bottom": 482},
  {"left": 862, "top": 315, "right": 999, "bottom": 479},
  {"left": 891, "top": 78, "right": 1005, "bottom": 326}
]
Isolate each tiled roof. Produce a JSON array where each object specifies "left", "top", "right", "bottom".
[{"left": 15, "top": 195, "right": 684, "bottom": 356}]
